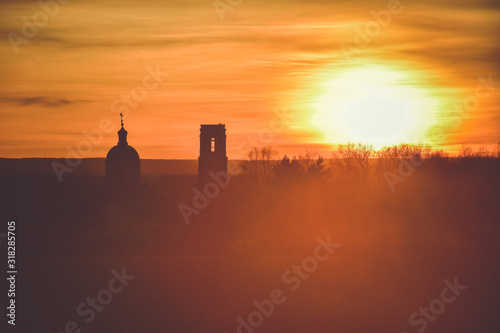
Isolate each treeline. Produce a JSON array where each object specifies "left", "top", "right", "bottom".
[{"left": 239, "top": 143, "right": 500, "bottom": 192}]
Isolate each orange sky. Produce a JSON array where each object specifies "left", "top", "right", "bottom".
[{"left": 0, "top": 0, "right": 499, "bottom": 159}]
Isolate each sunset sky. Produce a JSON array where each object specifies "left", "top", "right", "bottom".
[{"left": 0, "top": 0, "right": 499, "bottom": 159}]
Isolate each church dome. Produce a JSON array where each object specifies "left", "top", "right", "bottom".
[
  {"left": 105, "top": 115, "right": 141, "bottom": 188},
  {"left": 106, "top": 144, "right": 140, "bottom": 162}
]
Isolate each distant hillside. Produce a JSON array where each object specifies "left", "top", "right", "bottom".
[
  {"left": 0, "top": 158, "right": 245, "bottom": 176},
  {"left": 0, "top": 158, "right": 199, "bottom": 176}
]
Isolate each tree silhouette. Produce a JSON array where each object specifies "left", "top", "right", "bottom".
[
  {"left": 242, "top": 146, "right": 277, "bottom": 192},
  {"left": 333, "top": 143, "right": 374, "bottom": 183}
]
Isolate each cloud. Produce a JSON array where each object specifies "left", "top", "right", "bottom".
[{"left": 1, "top": 96, "right": 87, "bottom": 107}]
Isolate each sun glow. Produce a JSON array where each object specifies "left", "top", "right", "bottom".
[{"left": 310, "top": 65, "right": 442, "bottom": 148}]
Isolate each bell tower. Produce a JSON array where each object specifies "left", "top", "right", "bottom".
[{"left": 198, "top": 124, "right": 227, "bottom": 182}]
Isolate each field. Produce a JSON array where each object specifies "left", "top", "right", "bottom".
[{"left": 1, "top": 156, "right": 499, "bottom": 332}]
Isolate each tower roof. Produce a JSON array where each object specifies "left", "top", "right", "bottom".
[
  {"left": 118, "top": 125, "right": 128, "bottom": 145},
  {"left": 106, "top": 144, "right": 140, "bottom": 162},
  {"left": 106, "top": 116, "right": 140, "bottom": 163}
]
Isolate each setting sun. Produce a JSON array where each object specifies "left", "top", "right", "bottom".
[{"left": 310, "top": 65, "right": 443, "bottom": 148}]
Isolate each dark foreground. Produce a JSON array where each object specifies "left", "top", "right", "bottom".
[{"left": 1, "top": 158, "right": 499, "bottom": 333}]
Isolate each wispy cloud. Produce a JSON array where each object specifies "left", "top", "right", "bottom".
[{"left": 1, "top": 96, "right": 88, "bottom": 107}]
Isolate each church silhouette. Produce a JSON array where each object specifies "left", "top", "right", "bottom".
[
  {"left": 105, "top": 114, "right": 141, "bottom": 188},
  {"left": 105, "top": 115, "right": 228, "bottom": 188}
]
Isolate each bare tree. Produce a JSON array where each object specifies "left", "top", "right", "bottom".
[
  {"left": 352, "top": 143, "right": 374, "bottom": 182},
  {"left": 333, "top": 143, "right": 374, "bottom": 182},
  {"left": 332, "top": 143, "right": 356, "bottom": 180},
  {"left": 377, "top": 143, "right": 424, "bottom": 169},
  {"left": 243, "top": 146, "right": 277, "bottom": 192},
  {"left": 429, "top": 149, "right": 448, "bottom": 159},
  {"left": 459, "top": 144, "right": 474, "bottom": 158}
]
